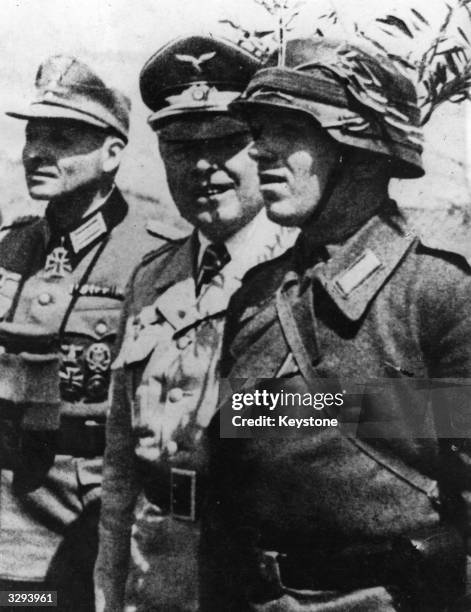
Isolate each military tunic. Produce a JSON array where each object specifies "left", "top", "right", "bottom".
[
  {"left": 0, "top": 188, "right": 165, "bottom": 589},
  {"left": 95, "top": 212, "right": 297, "bottom": 612},
  {"left": 202, "top": 204, "right": 471, "bottom": 611}
]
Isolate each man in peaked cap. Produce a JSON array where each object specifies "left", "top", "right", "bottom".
[
  {"left": 95, "top": 35, "right": 297, "bottom": 612},
  {"left": 200, "top": 37, "right": 471, "bottom": 611},
  {"left": 0, "top": 55, "right": 172, "bottom": 611}
]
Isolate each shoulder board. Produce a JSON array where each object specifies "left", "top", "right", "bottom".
[
  {"left": 0, "top": 215, "right": 42, "bottom": 232},
  {"left": 140, "top": 239, "right": 182, "bottom": 266},
  {"left": 419, "top": 234, "right": 471, "bottom": 269},
  {"left": 145, "top": 219, "right": 190, "bottom": 242}
]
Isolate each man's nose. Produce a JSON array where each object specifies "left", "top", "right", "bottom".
[
  {"left": 23, "top": 137, "right": 46, "bottom": 162},
  {"left": 248, "top": 141, "right": 273, "bottom": 163},
  {"left": 195, "top": 158, "right": 219, "bottom": 179},
  {"left": 248, "top": 143, "right": 261, "bottom": 161}
]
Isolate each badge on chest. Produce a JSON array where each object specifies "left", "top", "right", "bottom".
[
  {"left": 44, "top": 244, "right": 73, "bottom": 279},
  {"left": 114, "top": 305, "right": 171, "bottom": 368},
  {"left": 59, "top": 340, "right": 112, "bottom": 402}
]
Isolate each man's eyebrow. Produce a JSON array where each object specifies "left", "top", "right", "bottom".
[{"left": 160, "top": 131, "right": 251, "bottom": 144}]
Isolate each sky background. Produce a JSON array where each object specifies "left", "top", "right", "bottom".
[{"left": 0, "top": 0, "right": 469, "bottom": 233}]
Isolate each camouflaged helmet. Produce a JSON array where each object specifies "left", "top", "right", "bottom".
[{"left": 232, "top": 37, "right": 424, "bottom": 178}]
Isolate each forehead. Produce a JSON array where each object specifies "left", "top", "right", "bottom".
[
  {"left": 246, "top": 105, "right": 335, "bottom": 148},
  {"left": 157, "top": 114, "right": 250, "bottom": 142},
  {"left": 159, "top": 131, "right": 252, "bottom": 161},
  {"left": 247, "top": 105, "right": 315, "bottom": 131},
  {"left": 25, "top": 118, "right": 105, "bottom": 140}
]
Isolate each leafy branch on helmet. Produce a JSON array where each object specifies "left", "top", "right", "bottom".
[
  {"left": 320, "top": 2, "right": 471, "bottom": 125},
  {"left": 224, "top": 0, "right": 470, "bottom": 126},
  {"left": 219, "top": 0, "right": 304, "bottom": 63}
]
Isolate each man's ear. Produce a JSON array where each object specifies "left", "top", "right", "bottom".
[{"left": 102, "top": 136, "right": 126, "bottom": 173}]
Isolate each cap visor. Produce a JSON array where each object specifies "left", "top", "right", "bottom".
[{"left": 6, "top": 102, "right": 110, "bottom": 131}]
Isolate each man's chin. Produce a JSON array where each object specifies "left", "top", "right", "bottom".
[
  {"left": 265, "top": 200, "right": 302, "bottom": 228},
  {"left": 27, "top": 189, "right": 54, "bottom": 201},
  {"left": 25, "top": 176, "right": 56, "bottom": 200}
]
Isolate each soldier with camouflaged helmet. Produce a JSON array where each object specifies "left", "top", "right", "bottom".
[
  {"left": 201, "top": 37, "right": 471, "bottom": 611},
  {"left": 94, "top": 35, "right": 297, "bottom": 612},
  {"left": 0, "top": 56, "right": 170, "bottom": 611}
]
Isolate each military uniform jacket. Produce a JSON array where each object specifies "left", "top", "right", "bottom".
[
  {"left": 0, "top": 188, "right": 164, "bottom": 415},
  {"left": 0, "top": 188, "right": 166, "bottom": 581},
  {"left": 202, "top": 206, "right": 471, "bottom": 611},
  {"left": 95, "top": 216, "right": 297, "bottom": 611}
]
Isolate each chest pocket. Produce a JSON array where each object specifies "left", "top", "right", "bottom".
[
  {"left": 0, "top": 268, "right": 21, "bottom": 319},
  {"left": 113, "top": 303, "right": 174, "bottom": 374}
]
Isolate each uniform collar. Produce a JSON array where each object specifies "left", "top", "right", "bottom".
[
  {"left": 310, "top": 209, "right": 416, "bottom": 321},
  {"left": 153, "top": 213, "right": 298, "bottom": 331},
  {"left": 196, "top": 213, "right": 266, "bottom": 269},
  {"left": 45, "top": 186, "right": 128, "bottom": 259},
  {"left": 152, "top": 235, "right": 194, "bottom": 294}
]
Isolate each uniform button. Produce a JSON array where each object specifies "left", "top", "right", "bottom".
[
  {"left": 37, "top": 292, "right": 53, "bottom": 306},
  {"left": 176, "top": 335, "right": 192, "bottom": 350},
  {"left": 177, "top": 309, "right": 186, "bottom": 319},
  {"left": 166, "top": 440, "right": 178, "bottom": 455},
  {"left": 84, "top": 420, "right": 101, "bottom": 428},
  {"left": 168, "top": 387, "right": 184, "bottom": 403},
  {"left": 95, "top": 322, "right": 108, "bottom": 337}
]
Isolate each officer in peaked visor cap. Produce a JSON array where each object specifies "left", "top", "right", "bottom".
[
  {"left": 200, "top": 37, "right": 471, "bottom": 611},
  {"left": 0, "top": 55, "right": 171, "bottom": 611},
  {"left": 95, "top": 35, "right": 297, "bottom": 612}
]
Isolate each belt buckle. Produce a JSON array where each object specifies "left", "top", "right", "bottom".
[{"left": 170, "top": 467, "right": 197, "bottom": 521}]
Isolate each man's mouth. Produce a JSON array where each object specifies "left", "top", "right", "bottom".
[
  {"left": 26, "top": 169, "right": 57, "bottom": 179},
  {"left": 259, "top": 171, "right": 286, "bottom": 186},
  {"left": 197, "top": 182, "right": 234, "bottom": 198}
]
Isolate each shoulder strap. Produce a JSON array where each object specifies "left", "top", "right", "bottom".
[
  {"left": 140, "top": 239, "right": 181, "bottom": 266},
  {"left": 275, "top": 278, "right": 440, "bottom": 507}
]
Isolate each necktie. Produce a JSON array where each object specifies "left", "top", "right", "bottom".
[{"left": 196, "top": 242, "right": 231, "bottom": 295}]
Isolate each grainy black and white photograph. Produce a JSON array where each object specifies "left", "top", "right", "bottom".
[{"left": 0, "top": 1, "right": 470, "bottom": 611}]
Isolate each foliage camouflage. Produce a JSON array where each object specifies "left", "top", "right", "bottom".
[{"left": 221, "top": 0, "right": 471, "bottom": 125}]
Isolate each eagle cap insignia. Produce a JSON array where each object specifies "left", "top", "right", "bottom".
[{"left": 175, "top": 51, "right": 216, "bottom": 73}]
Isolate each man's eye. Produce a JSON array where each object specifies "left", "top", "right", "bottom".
[
  {"left": 25, "top": 127, "right": 39, "bottom": 141},
  {"left": 248, "top": 123, "right": 263, "bottom": 140},
  {"left": 167, "top": 147, "right": 187, "bottom": 159},
  {"left": 164, "top": 143, "right": 199, "bottom": 158},
  {"left": 50, "top": 131, "right": 69, "bottom": 145}
]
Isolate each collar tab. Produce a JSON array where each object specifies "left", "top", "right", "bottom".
[
  {"left": 69, "top": 211, "right": 107, "bottom": 254},
  {"left": 314, "top": 214, "right": 416, "bottom": 320}
]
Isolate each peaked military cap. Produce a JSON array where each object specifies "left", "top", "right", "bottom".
[
  {"left": 140, "top": 35, "right": 260, "bottom": 139},
  {"left": 7, "top": 55, "right": 130, "bottom": 141},
  {"left": 232, "top": 38, "right": 424, "bottom": 178}
]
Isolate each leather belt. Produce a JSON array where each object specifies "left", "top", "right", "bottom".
[
  {"left": 1, "top": 415, "right": 106, "bottom": 469},
  {"left": 238, "top": 525, "right": 466, "bottom": 609},
  {"left": 55, "top": 415, "right": 106, "bottom": 457},
  {"left": 144, "top": 466, "right": 200, "bottom": 522},
  {"left": 170, "top": 467, "right": 198, "bottom": 521}
]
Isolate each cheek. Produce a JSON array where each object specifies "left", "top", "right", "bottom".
[
  {"left": 59, "top": 153, "right": 98, "bottom": 180},
  {"left": 235, "top": 162, "right": 261, "bottom": 199},
  {"left": 229, "top": 147, "right": 260, "bottom": 184},
  {"left": 164, "top": 159, "right": 193, "bottom": 191},
  {"left": 288, "top": 151, "right": 315, "bottom": 179},
  {"left": 167, "top": 171, "right": 193, "bottom": 208}
]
